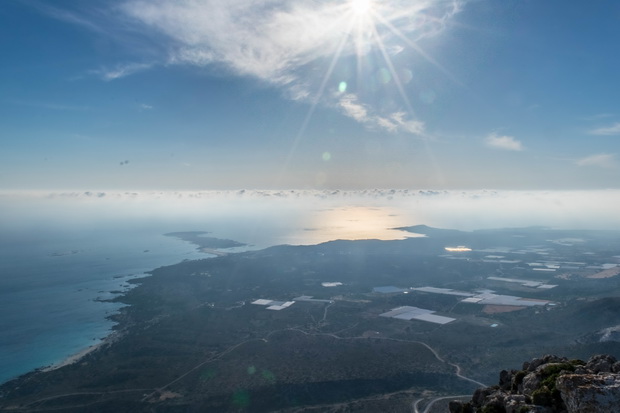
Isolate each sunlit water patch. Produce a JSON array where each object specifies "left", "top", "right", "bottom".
[{"left": 1, "top": 189, "right": 620, "bottom": 383}]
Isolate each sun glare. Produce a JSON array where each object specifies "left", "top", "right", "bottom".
[
  {"left": 350, "top": 0, "right": 373, "bottom": 16},
  {"left": 303, "top": 206, "right": 413, "bottom": 242}
]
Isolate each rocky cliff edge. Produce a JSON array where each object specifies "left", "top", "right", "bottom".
[{"left": 449, "top": 354, "right": 620, "bottom": 413}]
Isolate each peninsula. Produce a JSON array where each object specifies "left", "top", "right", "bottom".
[{"left": 2, "top": 227, "right": 620, "bottom": 412}]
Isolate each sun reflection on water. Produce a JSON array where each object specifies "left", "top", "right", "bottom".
[{"left": 299, "top": 205, "right": 421, "bottom": 243}]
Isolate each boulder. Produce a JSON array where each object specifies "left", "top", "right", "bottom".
[
  {"left": 585, "top": 354, "right": 617, "bottom": 373},
  {"left": 557, "top": 372, "right": 620, "bottom": 413},
  {"left": 521, "top": 372, "right": 542, "bottom": 396},
  {"left": 499, "top": 369, "right": 513, "bottom": 390}
]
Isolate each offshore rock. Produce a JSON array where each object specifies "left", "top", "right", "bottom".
[{"left": 449, "top": 354, "right": 620, "bottom": 413}]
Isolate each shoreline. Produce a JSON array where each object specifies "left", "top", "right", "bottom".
[
  {"left": 35, "top": 241, "right": 243, "bottom": 376},
  {"left": 0, "top": 227, "right": 216, "bottom": 385},
  {"left": 40, "top": 343, "right": 103, "bottom": 373},
  {"left": 40, "top": 330, "right": 124, "bottom": 373},
  {"left": 2, "top": 237, "right": 225, "bottom": 384},
  {"left": 2, "top": 237, "right": 233, "bottom": 385},
  {"left": 0, "top": 230, "right": 413, "bottom": 387},
  {"left": 200, "top": 247, "right": 229, "bottom": 256}
]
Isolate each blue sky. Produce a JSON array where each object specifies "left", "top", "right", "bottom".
[{"left": 1, "top": 0, "right": 620, "bottom": 190}]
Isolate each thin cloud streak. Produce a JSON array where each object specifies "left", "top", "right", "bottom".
[
  {"left": 5, "top": 99, "right": 90, "bottom": 111},
  {"left": 383, "top": 112, "right": 425, "bottom": 135},
  {"left": 93, "top": 62, "right": 153, "bottom": 81},
  {"left": 581, "top": 113, "right": 614, "bottom": 121},
  {"left": 28, "top": 1, "right": 107, "bottom": 35},
  {"left": 485, "top": 133, "right": 523, "bottom": 151},
  {"left": 339, "top": 94, "right": 369, "bottom": 123},
  {"left": 338, "top": 94, "right": 425, "bottom": 135},
  {"left": 576, "top": 153, "right": 617, "bottom": 169},
  {"left": 588, "top": 122, "right": 620, "bottom": 136}
]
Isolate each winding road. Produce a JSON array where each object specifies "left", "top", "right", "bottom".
[
  {"left": 16, "top": 301, "right": 486, "bottom": 411},
  {"left": 412, "top": 394, "right": 471, "bottom": 413}
]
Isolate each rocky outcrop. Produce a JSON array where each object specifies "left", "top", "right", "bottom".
[
  {"left": 557, "top": 372, "right": 620, "bottom": 413},
  {"left": 449, "top": 354, "right": 620, "bottom": 413}
]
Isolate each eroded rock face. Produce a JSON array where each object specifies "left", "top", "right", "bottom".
[
  {"left": 585, "top": 354, "right": 617, "bottom": 373},
  {"left": 556, "top": 373, "right": 620, "bottom": 413},
  {"left": 521, "top": 371, "right": 542, "bottom": 396},
  {"left": 449, "top": 354, "right": 620, "bottom": 413}
]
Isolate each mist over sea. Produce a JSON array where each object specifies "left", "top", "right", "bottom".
[{"left": 1, "top": 189, "right": 619, "bottom": 384}]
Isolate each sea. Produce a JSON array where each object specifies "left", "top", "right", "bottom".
[{"left": 1, "top": 189, "right": 620, "bottom": 384}]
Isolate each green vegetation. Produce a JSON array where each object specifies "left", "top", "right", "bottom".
[
  {"left": 2, "top": 227, "right": 620, "bottom": 411},
  {"left": 164, "top": 231, "right": 245, "bottom": 249},
  {"left": 531, "top": 386, "right": 554, "bottom": 406},
  {"left": 481, "top": 404, "right": 506, "bottom": 413},
  {"left": 511, "top": 370, "right": 526, "bottom": 391},
  {"left": 540, "top": 363, "right": 576, "bottom": 392}
]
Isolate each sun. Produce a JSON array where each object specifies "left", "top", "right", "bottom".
[{"left": 349, "top": 0, "right": 373, "bottom": 16}]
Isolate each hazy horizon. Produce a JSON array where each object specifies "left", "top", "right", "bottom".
[{"left": 3, "top": 189, "right": 620, "bottom": 238}]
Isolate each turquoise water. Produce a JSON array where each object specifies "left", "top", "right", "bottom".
[
  {"left": 0, "top": 194, "right": 413, "bottom": 384},
  {"left": 3, "top": 189, "right": 620, "bottom": 384},
  {"left": 0, "top": 228, "right": 207, "bottom": 384}
]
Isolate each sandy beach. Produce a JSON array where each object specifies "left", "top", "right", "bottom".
[
  {"left": 41, "top": 331, "right": 122, "bottom": 373},
  {"left": 41, "top": 344, "right": 102, "bottom": 372}
]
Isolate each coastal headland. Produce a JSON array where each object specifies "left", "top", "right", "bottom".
[{"left": 2, "top": 226, "right": 620, "bottom": 412}]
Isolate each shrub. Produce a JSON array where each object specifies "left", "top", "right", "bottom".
[
  {"left": 511, "top": 370, "right": 526, "bottom": 391},
  {"left": 531, "top": 386, "right": 553, "bottom": 407},
  {"left": 481, "top": 404, "right": 506, "bottom": 413}
]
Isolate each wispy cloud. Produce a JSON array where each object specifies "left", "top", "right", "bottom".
[
  {"left": 576, "top": 153, "right": 617, "bottom": 168},
  {"left": 113, "top": 0, "right": 463, "bottom": 133},
  {"left": 92, "top": 63, "right": 153, "bottom": 81},
  {"left": 119, "top": 0, "right": 452, "bottom": 80},
  {"left": 485, "top": 133, "right": 523, "bottom": 151},
  {"left": 339, "top": 94, "right": 369, "bottom": 123},
  {"left": 5, "top": 99, "right": 89, "bottom": 111},
  {"left": 38, "top": 0, "right": 463, "bottom": 133},
  {"left": 388, "top": 112, "right": 425, "bottom": 135},
  {"left": 28, "top": 1, "right": 107, "bottom": 35},
  {"left": 588, "top": 122, "right": 620, "bottom": 136},
  {"left": 338, "top": 94, "right": 425, "bottom": 135},
  {"left": 581, "top": 113, "right": 614, "bottom": 121}
]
